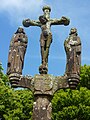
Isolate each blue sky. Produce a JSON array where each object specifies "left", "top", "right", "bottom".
[{"left": 0, "top": 0, "right": 90, "bottom": 76}]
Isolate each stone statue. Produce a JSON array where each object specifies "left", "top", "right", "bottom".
[
  {"left": 23, "top": 5, "right": 70, "bottom": 74},
  {"left": 7, "top": 27, "right": 28, "bottom": 80},
  {"left": 64, "top": 28, "right": 81, "bottom": 77},
  {"left": 7, "top": 5, "right": 82, "bottom": 120}
]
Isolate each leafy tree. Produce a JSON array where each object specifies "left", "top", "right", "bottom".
[
  {"left": 52, "top": 88, "right": 90, "bottom": 120},
  {"left": 80, "top": 65, "right": 90, "bottom": 89},
  {"left": 0, "top": 63, "right": 90, "bottom": 120},
  {"left": 0, "top": 63, "right": 33, "bottom": 120},
  {"left": 52, "top": 64, "right": 90, "bottom": 120}
]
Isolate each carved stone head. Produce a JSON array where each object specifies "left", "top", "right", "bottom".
[
  {"left": 69, "top": 28, "right": 78, "bottom": 35},
  {"left": 39, "top": 65, "right": 48, "bottom": 74},
  {"left": 16, "top": 27, "right": 25, "bottom": 34},
  {"left": 42, "top": 5, "right": 51, "bottom": 20}
]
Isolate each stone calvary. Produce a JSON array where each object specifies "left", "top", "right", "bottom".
[{"left": 7, "top": 5, "right": 81, "bottom": 120}]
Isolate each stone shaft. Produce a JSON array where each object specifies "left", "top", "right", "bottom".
[{"left": 32, "top": 95, "right": 52, "bottom": 120}]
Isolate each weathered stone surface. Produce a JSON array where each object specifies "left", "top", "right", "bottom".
[
  {"left": 32, "top": 74, "right": 69, "bottom": 120},
  {"left": 23, "top": 5, "right": 70, "bottom": 72},
  {"left": 33, "top": 74, "right": 68, "bottom": 95},
  {"left": 8, "top": 73, "right": 69, "bottom": 120},
  {"left": 34, "top": 74, "right": 54, "bottom": 95},
  {"left": 39, "top": 65, "right": 48, "bottom": 74},
  {"left": 7, "top": 27, "right": 28, "bottom": 81},
  {"left": 64, "top": 28, "right": 81, "bottom": 76},
  {"left": 64, "top": 28, "right": 81, "bottom": 89},
  {"left": 7, "top": 5, "right": 82, "bottom": 120},
  {"left": 32, "top": 96, "right": 52, "bottom": 120},
  {"left": 7, "top": 27, "right": 28, "bottom": 86},
  {"left": 56, "top": 75, "right": 69, "bottom": 89}
]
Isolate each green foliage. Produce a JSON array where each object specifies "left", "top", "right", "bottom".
[
  {"left": 52, "top": 88, "right": 90, "bottom": 120},
  {"left": 0, "top": 85, "right": 33, "bottom": 120},
  {"left": 80, "top": 65, "right": 90, "bottom": 89},
  {"left": 0, "top": 64, "right": 90, "bottom": 120},
  {"left": 0, "top": 63, "right": 9, "bottom": 86},
  {"left": 0, "top": 64, "right": 33, "bottom": 120}
]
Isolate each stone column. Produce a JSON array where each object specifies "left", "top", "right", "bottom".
[{"left": 32, "top": 95, "right": 52, "bottom": 120}]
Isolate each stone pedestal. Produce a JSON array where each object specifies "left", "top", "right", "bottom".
[
  {"left": 8, "top": 74, "right": 69, "bottom": 120},
  {"left": 32, "top": 96, "right": 52, "bottom": 120}
]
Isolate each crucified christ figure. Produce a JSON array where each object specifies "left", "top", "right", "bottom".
[{"left": 23, "top": 5, "right": 70, "bottom": 74}]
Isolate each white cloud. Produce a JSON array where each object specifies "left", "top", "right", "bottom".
[{"left": 0, "top": 0, "right": 44, "bottom": 25}]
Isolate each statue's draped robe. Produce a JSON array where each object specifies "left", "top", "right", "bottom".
[
  {"left": 64, "top": 35, "right": 81, "bottom": 76},
  {"left": 7, "top": 32, "right": 28, "bottom": 75}
]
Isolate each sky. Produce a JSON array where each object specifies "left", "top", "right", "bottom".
[{"left": 0, "top": 0, "right": 90, "bottom": 76}]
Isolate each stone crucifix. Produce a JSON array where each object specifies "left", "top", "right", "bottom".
[
  {"left": 7, "top": 26, "right": 81, "bottom": 120},
  {"left": 23, "top": 5, "right": 70, "bottom": 74},
  {"left": 7, "top": 5, "right": 81, "bottom": 120}
]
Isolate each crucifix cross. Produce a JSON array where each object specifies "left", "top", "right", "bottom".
[
  {"left": 7, "top": 5, "right": 81, "bottom": 120},
  {"left": 23, "top": 5, "right": 70, "bottom": 74}
]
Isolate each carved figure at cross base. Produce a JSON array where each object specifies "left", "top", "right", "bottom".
[
  {"left": 7, "top": 6, "right": 81, "bottom": 120},
  {"left": 7, "top": 27, "right": 81, "bottom": 120},
  {"left": 64, "top": 28, "right": 81, "bottom": 88},
  {"left": 23, "top": 5, "right": 70, "bottom": 74},
  {"left": 7, "top": 27, "right": 28, "bottom": 85}
]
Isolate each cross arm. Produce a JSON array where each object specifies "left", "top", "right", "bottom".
[
  {"left": 17, "top": 75, "right": 34, "bottom": 90},
  {"left": 51, "top": 16, "right": 70, "bottom": 26},
  {"left": 56, "top": 75, "right": 69, "bottom": 90},
  {"left": 22, "top": 19, "right": 41, "bottom": 27},
  {"left": 53, "top": 73, "right": 80, "bottom": 94},
  {"left": 52, "top": 75, "right": 69, "bottom": 94},
  {"left": 8, "top": 74, "right": 34, "bottom": 91}
]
